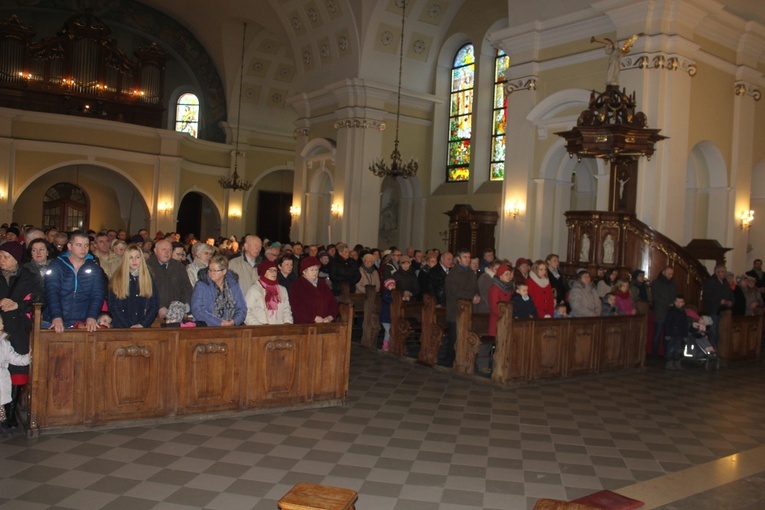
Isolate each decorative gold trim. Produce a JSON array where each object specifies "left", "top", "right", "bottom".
[{"left": 333, "top": 119, "right": 386, "bottom": 130}]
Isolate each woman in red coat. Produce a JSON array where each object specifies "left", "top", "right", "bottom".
[
  {"left": 488, "top": 265, "right": 514, "bottom": 336},
  {"left": 288, "top": 256, "right": 339, "bottom": 324},
  {"left": 527, "top": 260, "right": 555, "bottom": 318}
]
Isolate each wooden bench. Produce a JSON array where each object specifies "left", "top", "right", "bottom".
[
  {"left": 341, "top": 284, "right": 381, "bottom": 349},
  {"left": 717, "top": 310, "right": 762, "bottom": 362},
  {"left": 495, "top": 304, "right": 646, "bottom": 384},
  {"left": 25, "top": 303, "right": 353, "bottom": 437},
  {"left": 278, "top": 482, "right": 358, "bottom": 510},
  {"left": 453, "top": 302, "right": 648, "bottom": 385},
  {"left": 387, "top": 291, "right": 446, "bottom": 365}
]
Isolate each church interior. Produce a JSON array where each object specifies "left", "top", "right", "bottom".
[{"left": 1, "top": 0, "right": 764, "bottom": 508}]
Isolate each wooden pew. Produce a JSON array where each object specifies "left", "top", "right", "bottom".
[
  {"left": 388, "top": 291, "right": 447, "bottom": 361},
  {"left": 418, "top": 293, "right": 445, "bottom": 366},
  {"left": 453, "top": 300, "right": 489, "bottom": 375},
  {"left": 718, "top": 310, "right": 762, "bottom": 362},
  {"left": 25, "top": 303, "right": 353, "bottom": 437},
  {"left": 341, "top": 284, "right": 381, "bottom": 350},
  {"left": 491, "top": 303, "right": 647, "bottom": 385}
]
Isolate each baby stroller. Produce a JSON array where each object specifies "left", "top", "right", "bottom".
[{"left": 682, "top": 311, "right": 720, "bottom": 370}]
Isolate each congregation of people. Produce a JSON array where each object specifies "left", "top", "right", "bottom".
[{"left": 0, "top": 221, "right": 764, "bottom": 433}]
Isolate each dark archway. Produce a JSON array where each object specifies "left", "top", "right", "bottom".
[{"left": 177, "top": 192, "right": 221, "bottom": 242}]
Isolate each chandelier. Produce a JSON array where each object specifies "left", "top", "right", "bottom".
[
  {"left": 220, "top": 22, "right": 253, "bottom": 192},
  {"left": 369, "top": 1, "right": 418, "bottom": 179}
]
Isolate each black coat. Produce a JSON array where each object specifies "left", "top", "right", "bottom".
[
  {"left": 428, "top": 265, "right": 449, "bottom": 306},
  {"left": 511, "top": 293, "right": 538, "bottom": 319},
  {"left": 664, "top": 306, "right": 688, "bottom": 338},
  {"left": 328, "top": 255, "right": 360, "bottom": 296},
  {"left": 0, "top": 266, "right": 43, "bottom": 374}
]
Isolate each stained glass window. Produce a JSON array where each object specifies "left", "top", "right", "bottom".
[
  {"left": 446, "top": 43, "right": 475, "bottom": 182},
  {"left": 490, "top": 49, "right": 509, "bottom": 181},
  {"left": 175, "top": 92, "right": 199, "bottom": 138}
]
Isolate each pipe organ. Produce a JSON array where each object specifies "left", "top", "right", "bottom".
[{"left": 0, "top": 10, "right": 169, "bottom": 127}]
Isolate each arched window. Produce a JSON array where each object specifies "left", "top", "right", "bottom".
[
  {"left": 446, "top": 43, "right": 475, "bottom": 182},
  {"left": 43, "top": 183, "right": 89, "bottom": 231},
  {"left": 175, "top": 93, "right": 200, "bottom": 138},
  {"left": 490, "top": 50, "right": 510, "bottom": 181}
]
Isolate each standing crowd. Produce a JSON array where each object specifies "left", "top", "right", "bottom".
[{"left": 0, "top": 221, "right": 763, "bottom": 433}]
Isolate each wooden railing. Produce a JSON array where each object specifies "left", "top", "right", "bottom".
[
  {"left": 26, "top": 303, "right": 352, "bottom": 437},
  {"left": 565, "top": 211, "right": 709, "bottom": 307},
  {"left": 718, "top": 310, "right": 762, "bottom": 362},
  {"left": 452, "top": 300, "right": 647, "bottom": 384}
]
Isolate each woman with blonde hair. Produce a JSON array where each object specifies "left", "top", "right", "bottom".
[{"left": 108, "top": 243, "right": 159, "bottom": 328}]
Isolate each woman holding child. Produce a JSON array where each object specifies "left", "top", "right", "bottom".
[{"left": 107, "top": 243, "right": 159, "bottom": 328}]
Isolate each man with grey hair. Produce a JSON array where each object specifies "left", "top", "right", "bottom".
[
  {"left": 147, "top": 238, "right": 192, "bottom": 320},
  {"left": 228, "top": 234, "right": 262, "bottom": 295}
]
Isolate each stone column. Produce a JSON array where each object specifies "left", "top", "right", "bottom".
[
  {"left": 333, "top": 113, "right": 386, "bottom": 246},
  {"left": 497, "top": 70, "right": 538, "bottom": 260},
  {"left": 729, "top": 77, "right": 761, "bottom": 270}
]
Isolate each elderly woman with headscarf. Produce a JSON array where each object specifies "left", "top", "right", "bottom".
[
  {"left": 289, "top": 256, "right": 338, "bottom": 324},
  {"left": 244, "top": 260, "right": 293, "bottom": 325},
  {"left": 187, "top": 241, "right": 215, "bottom": 288},
  {"left": 356, "top": 253, "right": 381, "bottom": 293},
  {"left": 190, "top": 255, "right": 247, "bottom": 326},
  {"left": 0, "top": 242, "right": 42, "bottom": 428}
]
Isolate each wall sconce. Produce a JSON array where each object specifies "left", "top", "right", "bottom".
[
  {"left": 158, "top": 202, "right": 172, "bottom": 216},
  {"left": 330, "top": 203, "right": 343, "bottom": 217},
  {"left": 505, "top": 199, "right": 522, "bottom": 219},
  {"left": 229, "top": 208, "right": 242, "bottom": 219},
  {"left": 289, "top": 205, "right": 300, "bottom": 218},
  {"left": 740, "top": 209, "right": 754, "bottom": 230}
]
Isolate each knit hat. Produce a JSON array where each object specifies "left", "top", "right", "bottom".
[
  {"left": 5, "top": 226, "right": 20, "bottom": 237},
  {"left": 515, "top": 257, "right": 530, "bottom": 268},
  {"left": 0, "top": 242, "right": 23, "bottom": 264},
  {"left": 300, "top": 256, "right": 321, "bottom": 273},
  {"left": 384, "top": 278, "right": 396, "bottom": 290},
  {"left": 496, "top": 264, "right": 511, "bottom": 278},
  {"left": 257, "top": 260, "right": 277, "bottom": 276},
  {"left": 317, "top": 251, "right": 329, "bottom": 261},
  {"left": 576, "top": 269, "right": 590, "bottom": 279},
  {"left": 399, "top": 254, "right": 412, "bottom": 263},
  {"left": 631, "top": 269, "right": 645, "bottom": 280}
]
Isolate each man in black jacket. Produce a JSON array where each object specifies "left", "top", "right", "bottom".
[
  {"left": 702, "top": 264, "right": 734, "bottom": 348},
  {"left": 329, "top": 243, "right": 360, "bottom": 297}
]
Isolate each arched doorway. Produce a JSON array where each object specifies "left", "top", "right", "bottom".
[
  {"left": 177, "top": 192, "right": 221, "bottom": 242},
  {"left": 684, "top": 141, "right": 728, "bottom": 245},
  {"left": 249, "top": 169, "right": 294, "bottom": 243},
  {"left": 14, "top": 164, "right": 149, "bottom": 234},
  {"left": 43, "top": 183, "right": 89, "bottom": 231}
]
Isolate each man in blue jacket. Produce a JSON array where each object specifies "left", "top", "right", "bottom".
[{"left": 44, "top": 231, "right": 106, "bottom": 332}]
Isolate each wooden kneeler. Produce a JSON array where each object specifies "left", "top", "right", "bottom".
[{"left": 278, "top": 483, "right": 358, "bottom": 510}]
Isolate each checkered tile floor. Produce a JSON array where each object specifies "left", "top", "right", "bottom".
[{"left": 1, "top": 346, "right": 765, "bottom": 509}]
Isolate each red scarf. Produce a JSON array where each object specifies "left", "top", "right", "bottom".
[
  {"left": 259, "top": 275, "right": 281, "bottom": 313},
  {"left": 616, "top": 288, "right": 631, "bottom": 299}
]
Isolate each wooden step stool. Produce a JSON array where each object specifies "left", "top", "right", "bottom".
[{"left": 278, "top": 482, "right": 358, "bottom": 510}]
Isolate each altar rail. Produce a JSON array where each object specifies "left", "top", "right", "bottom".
[{"left": 26, "top": 303, "right": 352, "bottom": 437}]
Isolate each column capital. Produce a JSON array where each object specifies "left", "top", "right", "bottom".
[{"left": 734, "top": 81, "right": 762, "bottom": 101}]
